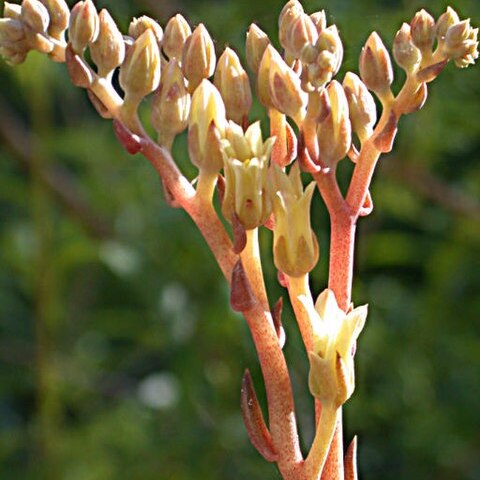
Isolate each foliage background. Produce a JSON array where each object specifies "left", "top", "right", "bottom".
[{"left": 0, "top": 0, "right": 479, "bottom": 479}]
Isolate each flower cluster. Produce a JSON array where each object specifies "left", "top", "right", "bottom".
[{"left": 0, "top": 1, "right": 477, "bottom": 478}]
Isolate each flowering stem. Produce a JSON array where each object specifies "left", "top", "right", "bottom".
[
  {"left": 196, "top": 170, "right": 218, "bottom": 204},
  {"left": 314, "top": 169, "right": 353, "bottom": 311},
  {"left": 286, "top": 274, "right": 314, "bottom": 352},
  {"left": 241, "top": 229, "right": 270, "bottom": 313},
  {"left": 244, "top": 307, "right": 304, "bottom": 479},
  {"left": 305, "top": 405, "right": 340, "bottom": 480},
  {"left": 141, "top": 139, "right": 302, "bottom": 476}
]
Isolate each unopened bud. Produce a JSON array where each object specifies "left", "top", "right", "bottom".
[
  {"left": 393, "top": 23, "right": 421, "bottom": 73},
  {"left": 268, "top": 46, "right": 307, "bottom": 122},
  {"left": 182, "top": 23, "right": 216, "bottom": 93},
  {"left": 444, "top": 19, "right": 479, "bottom": 68},
  {"left": 246, "top": 23, "right": 270, "bottom": 74},
  {"left": 39, "top": 0, "right": 69, "bottom": 40},
  {"left": 270, "top": 163, "right": 319, "bottom": 277},
  {"left": 0, "top": 18, "right": 28, "bottom": 64},
  {"left": 359, "top": 32, "right": 393, "bottom": 99},
  {"left": 119, "top": 29, "right": 161, "bottom": 103},
  {"left": 4, "top": 3, "right": 22, "bottom": 20},
  {"left": 316, "top": 80, "right": 351, "bottom": 167},
  {"left": 343, "top": 72, "right": 376, "bottom": 143},
  {"left": 308, "top": 25, "right": 343, "bottom": 88},
  {"left": 310, "top": 10, "right": 326, "bottom": 34},
  {"left": 0, "top": 18, "right": 26, "bottom": 43},
  {"left": 214, "top": 47, "right": 252, "bottom": 125},
  {"left": 151, "top": 58, "right": 190, "bottom": 147},
  {"left": 90, "top": 10, "right": 125, "bottom": 78},
  {"left": 21, "top": 0, "right": 49, "bottom": 33},
  {"left": 68, "top": 0, "right": 99, "bottom": 54},
  {"left": 410, "top": 9, "right": 435, "bottom": 56},
  {"left": 286, "top": 13, "right": 318, "bottom": 59},
  {"left": 278, "top": 0, "right": 304, "bottom": 52},
  {"left": 188, "top": 79, "right": 226, "bottom": 173},
  {"left": 129, "top": 15, "right": 163, "bottom": 46},
  {"left": 162, "top": 14, "right": 191, "bottom": 60},
  {"left": 436, "top": 7, "right": 460, "bottom": 43}
]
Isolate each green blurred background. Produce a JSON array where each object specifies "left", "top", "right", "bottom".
[{"left": 0, "top": 0, "right": 479, "bottom": 479}]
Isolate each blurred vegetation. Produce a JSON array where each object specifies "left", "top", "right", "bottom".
[{"left": 0, "top": 0, "right": 479, "bottom": 479}]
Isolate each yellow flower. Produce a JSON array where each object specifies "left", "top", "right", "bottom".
[
  {"left": 269, "top": 163, "right": 318, "bottom": 277},
  {"left": 221, "top": 121, "right": 274, "bottom": 230},
  {"left": 299, "top": 289, "right": 367, "bottom": 406}
]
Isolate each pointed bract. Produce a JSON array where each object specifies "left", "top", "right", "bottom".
[{"left": 241, "top": 370, "right": 278, "bottom": 462}]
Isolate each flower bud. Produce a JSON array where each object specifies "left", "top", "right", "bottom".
[
  {"left": 307, "top": 25, "right": 343, "bottom": 89},
  {"left": 278, "top": 0, "right": 304, "bottom": 52},
  {"left": 221, "top": 121, "right": 274, "bottom": 229},
  {"left": 436, "top": 7, "right": 460, "bottom": 44},
  {"left": 343, "top": 72, "right": 376, "bottom": 143},
  {"left": 21, "top": 0, "right": 49, "bottom": 33},
  {"left": 393, "top": 23, "right": 421, "bottom": 73},
  {"left": 316, "top": 80, "right": 351, "bottom": 167},
  {"left": 188, "top": 79, "right": 226, "bottom": 174},
  {"left": 214, "top": 47, "right": 252, "bottom": 125},
  {"left": 444, "top": 19, "right": 479, "bottom": 68},
  {"left": 4, "top": 3, "right": 22, "bottom": 20},
  {"left": 162, "top": 14, "right": 191, "bottom": 60},
  {"left": 269, "top": 163, "right": 319, "bottom": 277},
  {"left": 151, "top": 58, "right": 190, "bottom": 147},
  {"left": 0, "top": 18, "right": 26, "bottom": 43},
  {"left": 410, "top": 9, "right": 435, "bottom": 56},
  {"left": 90, "top": 9, "right": 125, "bottom": 77},
  {"left": 0, "top": 18, "right": 28, "bottom": 64},
  {"left": 268, "top": 46, "right": 307, "bottom": 122},
  {"left": 182, "top": 23, "right": 216, "bottom": 93},
  {"left": 359, "top": 32, "right": 393, "bottom": 99},
  {"left": 39, "top": 0, "right": 69, "bottom": 40},
  {"left": 286, "top": 13, "right": 318, "bottom": 59},
  {"left": 119, "top": 29, "right": 161, "bottom": 103},
  {"left": 246, "top": 23, "right": 270, "bottom": 74},
  {"left": 68, "top": 0, "right": 99, "bottom": 54},
  {"left": 310, "top": 10, "right": 326, "bottom": 34},
  {"left": 128, "top": 15, "right": 163, "bottom": 46}
]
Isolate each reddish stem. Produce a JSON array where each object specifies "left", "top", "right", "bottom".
[
  {"left": 314, "top": 170, "right": 354, "bottom": 311},
  {"left": 139, "top": 138, "right": 303, "bottom": 477}
]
